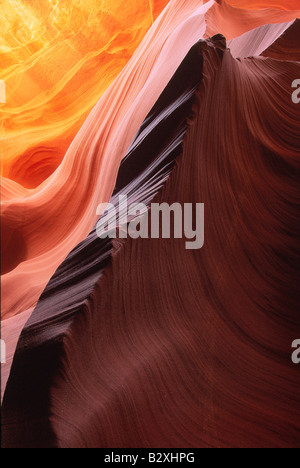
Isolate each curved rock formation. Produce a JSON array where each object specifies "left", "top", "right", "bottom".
[
  {"left": 1, "top": 0, "right": 214, "bottom": 321},
  {"left": 2, "top": 32, "right": 300, "bottom": 447},
  {"left": 262, "top": 18, "right": 300, "bottom": 60},
  {"left": 1, "top": 0, "right": 170, "bottom": 188}
]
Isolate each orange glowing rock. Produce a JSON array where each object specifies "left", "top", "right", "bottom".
[{"left": 0, "top": 0, "right": 169, "bottom": 188}]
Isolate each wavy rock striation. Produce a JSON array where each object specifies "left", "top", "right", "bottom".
[{"left": 2, "top": 35, "right": 300, "bottom": 448}]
